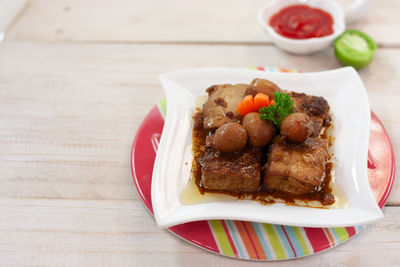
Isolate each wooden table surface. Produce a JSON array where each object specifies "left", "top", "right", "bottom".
[{"left": 0, "top": 0, "right": 399, "bottom": 266}]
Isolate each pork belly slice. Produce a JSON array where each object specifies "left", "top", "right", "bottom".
[
  {"left": 289, "top": 92, "right": 330, "bottom": 136},
  {"left": 202, "top": 84, "right": 248, "bottom": 130},
  {"left": 201, "top": 136, "right": 261, "bottom": 192},
  {"left": 263, "top": 135, "right": 329, "bottom": 195}
]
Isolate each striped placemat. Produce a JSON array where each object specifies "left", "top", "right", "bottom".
[{"left": 207, "top": 220, "right": 363, "bottom": 260}]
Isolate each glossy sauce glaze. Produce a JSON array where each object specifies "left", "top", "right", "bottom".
[
  {"left": 190, "top": 110, "right": 335, "bottom": 207},
  {"left": 269, "top": 5, "right": 334, "bottom": 39}
]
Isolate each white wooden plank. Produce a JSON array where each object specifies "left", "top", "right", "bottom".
[
  {"left": 0, "top": 42, "right": 398, "bottom": 205},
  {"left": 6, "top": 0, "right": 400, "bottom": 45},
  {"left": 0, "top": 199, "right": 398, "bottom": 266},
  {"left": 0, "top": 0, "right": 26, "bottom": 37}
]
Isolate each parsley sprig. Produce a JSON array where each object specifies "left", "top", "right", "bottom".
[{"left": 259, "top": 92, "right": 294, "bottom": 127}]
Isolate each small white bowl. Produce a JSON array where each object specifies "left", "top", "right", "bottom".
[{"left": 258, "top": 0, "right": 345, "bottom": 55}]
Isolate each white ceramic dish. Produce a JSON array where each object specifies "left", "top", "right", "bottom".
[
  {"left": 258, "top": 0, "right": 345, "bottom": 54},
  {"left": 152, "top": 67, "right": 383, "bottom": 228}
]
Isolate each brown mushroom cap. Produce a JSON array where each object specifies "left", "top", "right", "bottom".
[
  {"left": 242, "top": 112, "right": 276, "bottom": 148},
  {"left": 280, "top": 113, "right": 312, "bottom": 143},
  {"left": 213, "top": 123, "right": 248, "bottom": 153},
  {"left": 245, "top": 78, "right": 281, "bottom": 98}
]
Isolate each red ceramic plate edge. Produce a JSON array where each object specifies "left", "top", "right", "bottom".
[
  {"left": 371, "top": 111, "right": 396, "bottom": 208},
  {"left": 130, "top": 106, "right": 396, "bottom": 260}
]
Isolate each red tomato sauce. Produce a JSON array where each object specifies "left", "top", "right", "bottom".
[{"left": 269, "top": 5, "right": 334, "bottom": 39}]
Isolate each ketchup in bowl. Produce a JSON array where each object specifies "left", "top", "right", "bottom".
[{"left": 269, "top": 5, "right": 334, "bottom": 39}]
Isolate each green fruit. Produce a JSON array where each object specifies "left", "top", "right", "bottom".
[{"left": 334, "top": 30, "right": 377, "bottom": 69}]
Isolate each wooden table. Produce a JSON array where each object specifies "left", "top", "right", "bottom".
[{"left": 0, "top": 0, "right": 399, "bottom": 266}]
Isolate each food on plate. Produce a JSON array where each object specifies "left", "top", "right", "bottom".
[
  {"left": 242, "top": 112, "right": 276, "bottom": 147},
  {"left": 254, "top": 93, "right": 274, "bottom": 110},
  {"left": 263, "top": 135, "right": 328, "bottom": 196},
  {"left": 202, "top": 135, "right": 261, "bottom": 192},
  {"left": 192, "top": 78, "right": 334, "bottom": 206},
  {"left": 280, "top": 113, "right": 312, "bottom": 143},
  {"left": 213, "top": 123, "right": 248, "bottom": 153},
  {"left": 269, "top": 5, "right": 334, "bottom": 39},
  {"left": 237, "top": 94, "right": 255, "bottom": 116},
  {"left": 290, "top": 92, "right": 329, "bottom": 136},
  {"left": 245, "top": 78, "right": 281, "bottom": 98},
  {"left": 259, "top": 91, "right": 294, "bottom": 127},
  {"left": 237, "top": 93, "right": 275, "bottom": 116},
  {"left": 334, "top": 29, "right": 377, "bottom": 69},
  {"left": 202, "top": 83, "right": 248, "bottom": 129}
]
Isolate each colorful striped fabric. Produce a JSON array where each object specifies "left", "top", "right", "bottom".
[
  {"left": 207, "top": 220, "right": 364, "bottom": 260},
  {"left": 159, "top": 67, "right": 366, "bottom": 260}
]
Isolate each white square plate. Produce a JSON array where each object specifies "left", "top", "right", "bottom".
[{"left": 152, "top": 67, "right": 383, "bottom": 228}]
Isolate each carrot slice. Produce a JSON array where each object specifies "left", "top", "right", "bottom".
[
  {"left": 237, "top": 95, "right": 254, "bottom": 116},
  {"left": 254, "top": 93, "right": 270, "bottom": 110},
  {"left": 236, "top": 102, "right": 248, "bottom": 116}
]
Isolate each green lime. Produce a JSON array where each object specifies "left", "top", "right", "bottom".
[{"left": 334, "top": 30, "right": 377, "bottom": 69}]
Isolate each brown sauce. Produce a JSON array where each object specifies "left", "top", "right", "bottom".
[{"left": 191, "top": 110, "right": 335, "bottom": 207}]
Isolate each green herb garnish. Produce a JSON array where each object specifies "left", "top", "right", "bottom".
[{"left": 259, "top": 92, "right": 294, "bottom": 127}]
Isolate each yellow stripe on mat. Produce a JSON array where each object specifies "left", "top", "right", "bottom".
[{"left": 209, "top": 221, "right": 235, "bottom": 257}]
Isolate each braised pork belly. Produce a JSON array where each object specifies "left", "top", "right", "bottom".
[{"left": 192, "top": 78, "right": 335, "bottom": 206}]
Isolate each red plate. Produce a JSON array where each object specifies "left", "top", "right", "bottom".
[{"left": 131, "top": 104, "right": 394, "bottom": 260}]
